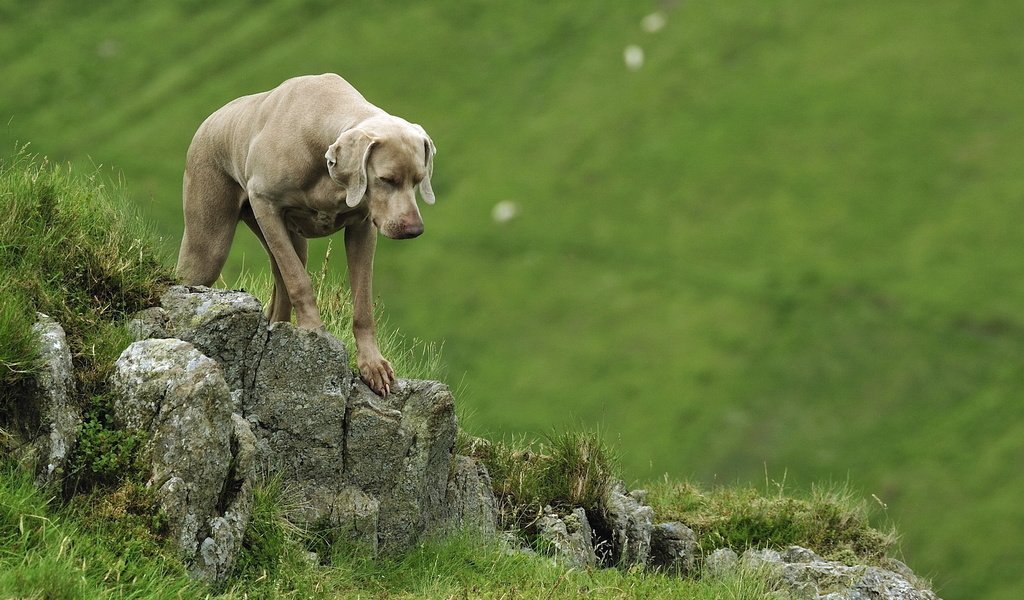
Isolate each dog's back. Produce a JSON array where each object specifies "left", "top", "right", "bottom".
[{"left": 188, "top": 74, "right": 381, "bottom": 186}]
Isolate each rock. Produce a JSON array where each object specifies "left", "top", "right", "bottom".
[
  {"left": 537, "top": 507, "right": 598, "bottom": 568},
  {"left": 134, "top": 288, "right": 460, "bottom": 555},
  {"left": 291, "top": 485, "right": 381, "bottom": 552},
  {"left": 191, "top": 414, "right": 258, "bottom": 582},
  {"left": 110, "top": 338, "right": 254, "bottom": 584},
  {"left": 23, "top": 314, "right": 81, "bottom": 486},
  {"left": 242, "top": 321, "right": 351, "bottom": 528},
  {"left": 597, "top": 478, "right": 654, "bottom": 567},
  {"left": 343, "top": 379, "right": 457, "bottom": 552},
  {"left": 704, "top": 548, "right": 739, "bottom": 577},
  {"left": 741, "top": 547, "right": 784, "bottom": 574},
  {"left": 443, "top": 455, "right": 498, "bottom": 537},
  {"left": 127, "top": 306, "right": 168, "bottom": 341},
  {"left": 158, "top": 285, "right": 268, "bottom": 391},
  {"left": 739, "top": 545, "right": 941, "bottom": 600},
  {"left": 650, "top": 521, "right": 698, "bottom": 575},
  {"left": 782, "top": 545, "right": 823, "bottom": 564}
]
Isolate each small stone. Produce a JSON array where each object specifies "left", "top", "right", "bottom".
[
  {"left": 649, "top": 521, "right": 698, "bottom": 574},
  {"left": 537, "top": 507, "right": 598, "bottom": 568},
  {"left": 704, "top": 548, "right": 739, "bottom": 577},
  {"left": 444, "top": 455, "right": 498, "bottom": 537},
  {"left": 781, "top": 545, "right": 822, "bottom": 564},
  {"left": 597, "top": 479, "right": 654, "bottom": 567}
]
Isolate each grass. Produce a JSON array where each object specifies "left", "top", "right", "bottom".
[
  {"left": 647, "top": 476, "right": 897, "bottom": 567},
  {"left": 462, "top": 429, "right": 618, "bottom": 535},
  {"left": 0, "top": 149, "right": 171, "bottom": 396},
  {"left": 0, "top": 150, "right": 172, "bottom": 491},
  {"left": 2, "top": 457, "right": 806, "bottom": 600},
  {"left": 0, "top": 463, "right": 202, "bottom": 599},
  {"left": 3, "top": 2, "right": 1023, "bottom": 596}
]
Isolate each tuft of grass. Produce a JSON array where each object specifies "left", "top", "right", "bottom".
[
  {"left": 467, "top": 428, "right": 618, "bottom": 532},
  {"left": 232, "top": 240, "right": 447, "bottom": 382},
  {"left": 232, "top": 473, "right": 326, "bottom": 583},
  {"left": 647, "top": 475, "right": 898, "bottom": 564}
]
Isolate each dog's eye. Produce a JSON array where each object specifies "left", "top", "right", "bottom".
[{"left": 379, "top": 176, "right": 398, "bottom": 186}]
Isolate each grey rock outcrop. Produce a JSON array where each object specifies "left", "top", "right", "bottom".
[
  {"left": 2, "top": 313, "right": 81, "bottom": 486},
  {"left": 443, "top": 455, "right": 499, "bottom": 537},
  {"left": 537, "top": 507, "right": 598, "bottom": 568},
  {"left": 736, "top": 546, "right": 941, "bottom": 600},
  {"left": 339, "top": 379, "right": 457, "bottom": 551},
  {"left": 125, "top": 285, "right": 464, "bottom": 561},
  {"left": 650, "top": 521, "right": 699, "bottom": 575},
  {"left": 23, "top": 314, "right": 82, "bottom": 486},
  {"left": 133, "top": 286, "right": 268, "bottom": 391},
  {"left": 598, "top": 478, "right": 654, "bottom": 567},
  {"left": 242, "top": 321, "right": 354, "bottom": 532},
  {"left": 110, "top": 338, "right": 254, "bottom": 583}
]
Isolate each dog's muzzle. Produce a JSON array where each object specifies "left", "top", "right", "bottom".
[
  {"left": 380, "top": 218, "right": 424, "bottom": 239},
  {"left": 393, "top": 222, "right": 424, "bottom": 239}
]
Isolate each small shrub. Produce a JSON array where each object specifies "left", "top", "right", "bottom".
[
  {"left": 469, "top": 428, "right": 618, "bottom": 532},
  {"left": 67, "top": 407, "right": 149, "bottom": 491}
]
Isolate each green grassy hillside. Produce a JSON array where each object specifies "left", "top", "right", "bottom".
[{"left": 2, "top": 1, "right": 1022, "bottom": 597}]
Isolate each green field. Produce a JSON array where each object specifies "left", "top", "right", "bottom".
[{"left": 2, "top": 1, "right": 1022, "bottom": 597}]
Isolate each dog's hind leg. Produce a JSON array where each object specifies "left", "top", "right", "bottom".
[{"left": 176, "top": 166, "right": 245, "bottom": 285}]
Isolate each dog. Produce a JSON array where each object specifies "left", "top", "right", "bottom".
[{"left": 176, "top": 73, "right": 436, "bottom": 397}]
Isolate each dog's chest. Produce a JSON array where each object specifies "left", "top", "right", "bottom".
[{"left": 283, "top": 184, "right": 361, "bottom": 238}]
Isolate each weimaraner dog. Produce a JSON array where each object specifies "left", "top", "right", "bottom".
[{"left": 176, "top": 73, "right": 436, "bottom": 397}]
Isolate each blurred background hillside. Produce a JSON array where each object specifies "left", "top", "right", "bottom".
[{"left": 2, "top": 1, "right": 1022, "bottom": 597}]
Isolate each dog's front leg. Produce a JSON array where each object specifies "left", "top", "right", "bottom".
[
  {"left": 249, "top": 194, "right": 323, "bottom": 329},
  {"left": 345, "top": 217, "right": 395, "bottom": 396}
]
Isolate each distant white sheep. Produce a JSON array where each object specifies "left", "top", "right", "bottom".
[
  {"left": 624, "top": 45, "right": 645, "bottom": 71},
  {"left": 642, "top": 11, "right": 666, "bottom": 33},
  {"left": 492, "top": 200, "right": 519, "bottom": 223}
]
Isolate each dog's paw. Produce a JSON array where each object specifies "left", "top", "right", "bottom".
[{"left": 358, "top": 354, "right": 396, "bottom": 397}]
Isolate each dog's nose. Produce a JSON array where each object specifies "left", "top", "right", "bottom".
[{"left": 398, "top": 222, "right": 424, "bottom": 239}]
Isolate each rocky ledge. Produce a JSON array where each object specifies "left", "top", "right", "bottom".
[{"left": 5, "top": 286, "right": 943, "bottom": 598}]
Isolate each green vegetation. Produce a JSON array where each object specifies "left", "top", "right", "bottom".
[
  {"left": 0, "top": 464, "right": 199, "bottom": 599},
  {"left": 2, "top": 460, "right": 805, "bottom": 600},
  {"left": 0, "top": 151, "right": 171, "bottom": 492},
  {"left": 0, "top": 151, "right": 170, "bottom": 393},
  {"left": 3, "top": 1, "right": 1022, "bottom": 596},
  {"left": 463, "top": 429, "right": 618, "bottom": 533},
  {"left": 648, "top": 478, "right": 896, "bottom": 566}
]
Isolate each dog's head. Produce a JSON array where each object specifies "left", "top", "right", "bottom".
[{"left": 325, "top": 115, "right": 436, "bottom": 239}]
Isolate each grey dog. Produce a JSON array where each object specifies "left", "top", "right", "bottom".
[{"left": 176, "top": 73, "right": 436, "bottom": 396}]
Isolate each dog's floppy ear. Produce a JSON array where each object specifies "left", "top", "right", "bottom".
[
  {"left": 413, "top": 124, "right": 437, "bottom": 205},
  {"left": 326, "top": 129, "right": 376, "bottom": 207}
]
